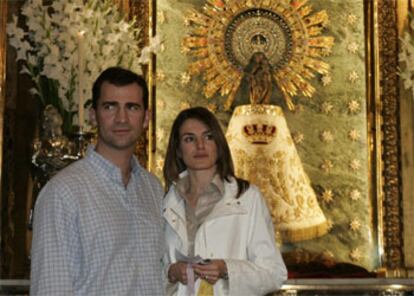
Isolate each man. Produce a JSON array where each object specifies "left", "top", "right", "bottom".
[{"left": 30, "top": 67, "right": 165, "bottom": 295}]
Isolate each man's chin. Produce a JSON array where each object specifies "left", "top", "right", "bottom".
[{"left": 98, "top": 137, "right": 139, "bottom": 151}]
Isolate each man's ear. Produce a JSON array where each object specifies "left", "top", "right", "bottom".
[
  {"left": 143, "top": 109, "right": 150, "bottom": 129},
  {"left": 89, "top": 108, "right": 97, "bottom": 126}
]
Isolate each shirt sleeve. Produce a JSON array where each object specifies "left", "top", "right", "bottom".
[
  {"left": 224, "top": 187, "right": 288, "bottom": 295},
  {"left": 30, "top": 178, "right": 80, "bottom": 296}
]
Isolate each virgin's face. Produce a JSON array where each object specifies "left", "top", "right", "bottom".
[{"left": 178, "top": 118, "right": 218, "bottom": 174}]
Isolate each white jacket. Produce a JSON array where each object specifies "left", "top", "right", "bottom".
[{"left": 163, "top": 177, "right": 287, "bottom": 296}]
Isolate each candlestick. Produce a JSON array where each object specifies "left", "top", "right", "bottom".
[{"left": 77, "top": 31, "right": 85, "bottom": 129}]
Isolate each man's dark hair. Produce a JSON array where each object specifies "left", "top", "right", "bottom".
[{"left": 92, "top": 67, "right": 149, "bottom": 109}]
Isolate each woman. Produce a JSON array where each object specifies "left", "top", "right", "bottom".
[{"left": 163, "top": 107, "right": 287, "bottom": 295}]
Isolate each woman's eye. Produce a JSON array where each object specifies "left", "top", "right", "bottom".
[
  {"left": 183, "top": 136, "right": 194, "bottom": 143},
  {"left": 205, "top": 133, "right": 214, "bottom": 140}
]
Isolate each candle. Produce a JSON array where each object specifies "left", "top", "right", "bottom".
[{"left": 77, "top": 31, "right": 85, "bottom": 129}]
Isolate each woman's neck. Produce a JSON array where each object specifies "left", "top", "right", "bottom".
[{"left": 184, "top": 169, "right": 216, "bottom": 207}]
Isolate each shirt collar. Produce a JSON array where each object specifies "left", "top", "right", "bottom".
[
  {"left": 175, "top": 170, "right": 224, "bottom": 197},
  {"left": 85, "top": 145, "right": 143, "bottom": 182}
]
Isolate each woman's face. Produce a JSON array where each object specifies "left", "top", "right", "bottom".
[{"left": 178, "top": 118, "right": 218, "bottom": 174}]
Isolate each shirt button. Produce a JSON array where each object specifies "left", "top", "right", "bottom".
[
  {"left": 237, "top": 201, "right": 240, "bottom": 205},
  {"left": 226, "top": 202, "right": 231, "bottom": 206},
  {"left": 172, "top": 219, "right": 176, "bottom": 223}
]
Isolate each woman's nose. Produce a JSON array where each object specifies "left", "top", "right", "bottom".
[{"left": 196, "top": 138, "right": 205, "bottom": 149}]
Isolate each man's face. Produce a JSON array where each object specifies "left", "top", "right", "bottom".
[{"left": 90, "top": 81, "right": 148, "bottom": 153}]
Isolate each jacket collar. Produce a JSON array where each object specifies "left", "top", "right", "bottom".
[{"left": 163, "top": 172, "right": 247, "bottom": 222}]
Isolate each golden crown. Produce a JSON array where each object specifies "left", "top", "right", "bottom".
[{"left": 242, "top": 123, "right": 276, "bottom": 144}]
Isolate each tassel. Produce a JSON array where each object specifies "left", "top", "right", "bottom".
[{"left": 197, "top": 280, "right": 214, "bottom": 296}]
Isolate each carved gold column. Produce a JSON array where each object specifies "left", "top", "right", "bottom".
[
  {"left": 396, "top": 0, "right": 414, "bottom": 277},
  {"left": 114, "top": 0, "right": 155, "bottom": 170},
  {"left": 113, "top": 0, "right": 130, "bottom": 14},
  {"left": 376, "top": 0, "right": 406, "bottom": 277},
  {"left": 0, "top": 0, "right": 7, "bottom": 211},
  {"left": 0, "top": 0, "right": 7, "bottom": 277}
]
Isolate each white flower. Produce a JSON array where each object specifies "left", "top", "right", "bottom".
[{"left": 7, "top": 0, "right": 159, "bottom": 132}]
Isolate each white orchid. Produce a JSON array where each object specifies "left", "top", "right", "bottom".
[{"left": 7, "top": 0, "right": 158, "bottom": 133}]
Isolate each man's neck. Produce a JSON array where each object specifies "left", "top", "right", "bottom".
[{"left": 95, "top": 143, "right": 134, "bottom": 185}]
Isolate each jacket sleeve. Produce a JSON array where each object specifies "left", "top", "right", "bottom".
[{"left": 224, "top": 187, "right": 287, "bottom": 295}]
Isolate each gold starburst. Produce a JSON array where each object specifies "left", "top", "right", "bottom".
[
  {"left": 321, "top": 189, "right": 334, "bottom": 203},
  {"left": 321, "top": 74, "right": 332, "bottom": 86},
  {"left": 350, "top": 248, "right": 362, "bottom": 261},
  {"left": 156, "top": 127, "right": 166, "bottom": 142},
  {"left": 348, "top": 129, "right": 361, "bottom": 141},
  {"left": 320, "top": 130, "right": 334, "bottom": 143},
  {"left": 180, "top": 72, "right": 191, "bottom": 86},
  {"left": 294, "top": 104, "right": 305, "bottom": 113},
  {"left": 350, "top": 218, "right": 361, "bottom": 231},
  {"left": 347, "top": 41, "right": 359, "bottom": 54},
  {"left": 347, "top": 100, "right": 361, "bottom": 113},
  {"left": 206, "top": 103, "right": 217, "bottom": 113},
  {"left": 156, "top": 99, "right": 166, "bottom": 109},
  {"left": 180, "top": 101, "right": 191, "bottom": 110},
  {"left": 346, "top": 14, "right": 358, "bottom": 26},
  {"left": 292, "top": 132, "right": 305, "bottom": 144},
  {"left": 182, "top": 0, "right": 334, "bottom": 110},
  {"left": 326, "top": 219, "right": 334, "bottom": 232},
  {"left": 321, "top": 101, "right": 334, "bottom": 114},
  {"left": 157, "top": 11, "right": 166, "bottom": 25},
  {"left": 155, "top": 158, "right": 164, "bottom": 172},
  {"left": 160, "top": 43, "right": 166, "bottom": 52},
  {"left": 156, "top": 70, "right": 166, "bottom": 82},
  {"left": 347, "top": 70, "right": 359, "bottom": 83},
  {"left": 350, "top": 189, "right": 361, "bottom": 201},
  {"left": 349, "top": 159, "right": 361, "bottom": 171},
  {"left": 321, "top": 159, "right": 334, "bottom": 173}
]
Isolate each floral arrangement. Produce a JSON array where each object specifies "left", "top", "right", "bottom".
[
  {"left": 7, "top": 0, "right": 159, "bottom": 133},
  {"left": 399, "top": 14, "right": 414, "bottom": 99}
]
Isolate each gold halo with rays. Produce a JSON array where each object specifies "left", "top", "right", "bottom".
[{"left": 181, "top": 0, "right": 334, "bottom": 110}]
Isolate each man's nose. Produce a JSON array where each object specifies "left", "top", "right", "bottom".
[{"left": 115, "top": 108, "right": 128, "bottom": 122}]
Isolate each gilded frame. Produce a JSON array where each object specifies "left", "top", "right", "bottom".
[{"left": 0, "top": 0, "right": 412, "bottom": 280}]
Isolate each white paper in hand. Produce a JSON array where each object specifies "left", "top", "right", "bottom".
[{"left": 175, "top": 249, "right": 210, "bottom": 264}]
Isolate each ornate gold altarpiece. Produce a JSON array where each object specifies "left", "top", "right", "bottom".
[{"left": 0, "top": 0, "right": 413, "bottom": 294}]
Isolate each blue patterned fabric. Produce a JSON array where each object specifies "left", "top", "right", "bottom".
[{"left": 30, "top": 146, "right": 165, "bottom": 296}]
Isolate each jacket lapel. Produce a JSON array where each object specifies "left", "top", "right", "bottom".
[{"left": 163, "top": 187, "right": 188, "bottom": 244}]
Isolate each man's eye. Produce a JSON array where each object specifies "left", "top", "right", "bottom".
[
  {"left": 128, "top": 105, "right": 140, "bottom": 111},
  {"left": 102, "top": 104, "right": 115, "bottom": 110}
]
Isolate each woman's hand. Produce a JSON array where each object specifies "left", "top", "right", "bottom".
[
  {"left": 192, "top": 259, "right": 228, "bottom": 285},
  {"left": 168, "top": 261, "right": 197, "bottom": 285}
]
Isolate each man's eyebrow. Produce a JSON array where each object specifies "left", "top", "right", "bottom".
[{"left": 101, "top": 100, "right": 118, "bottom": 105}]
